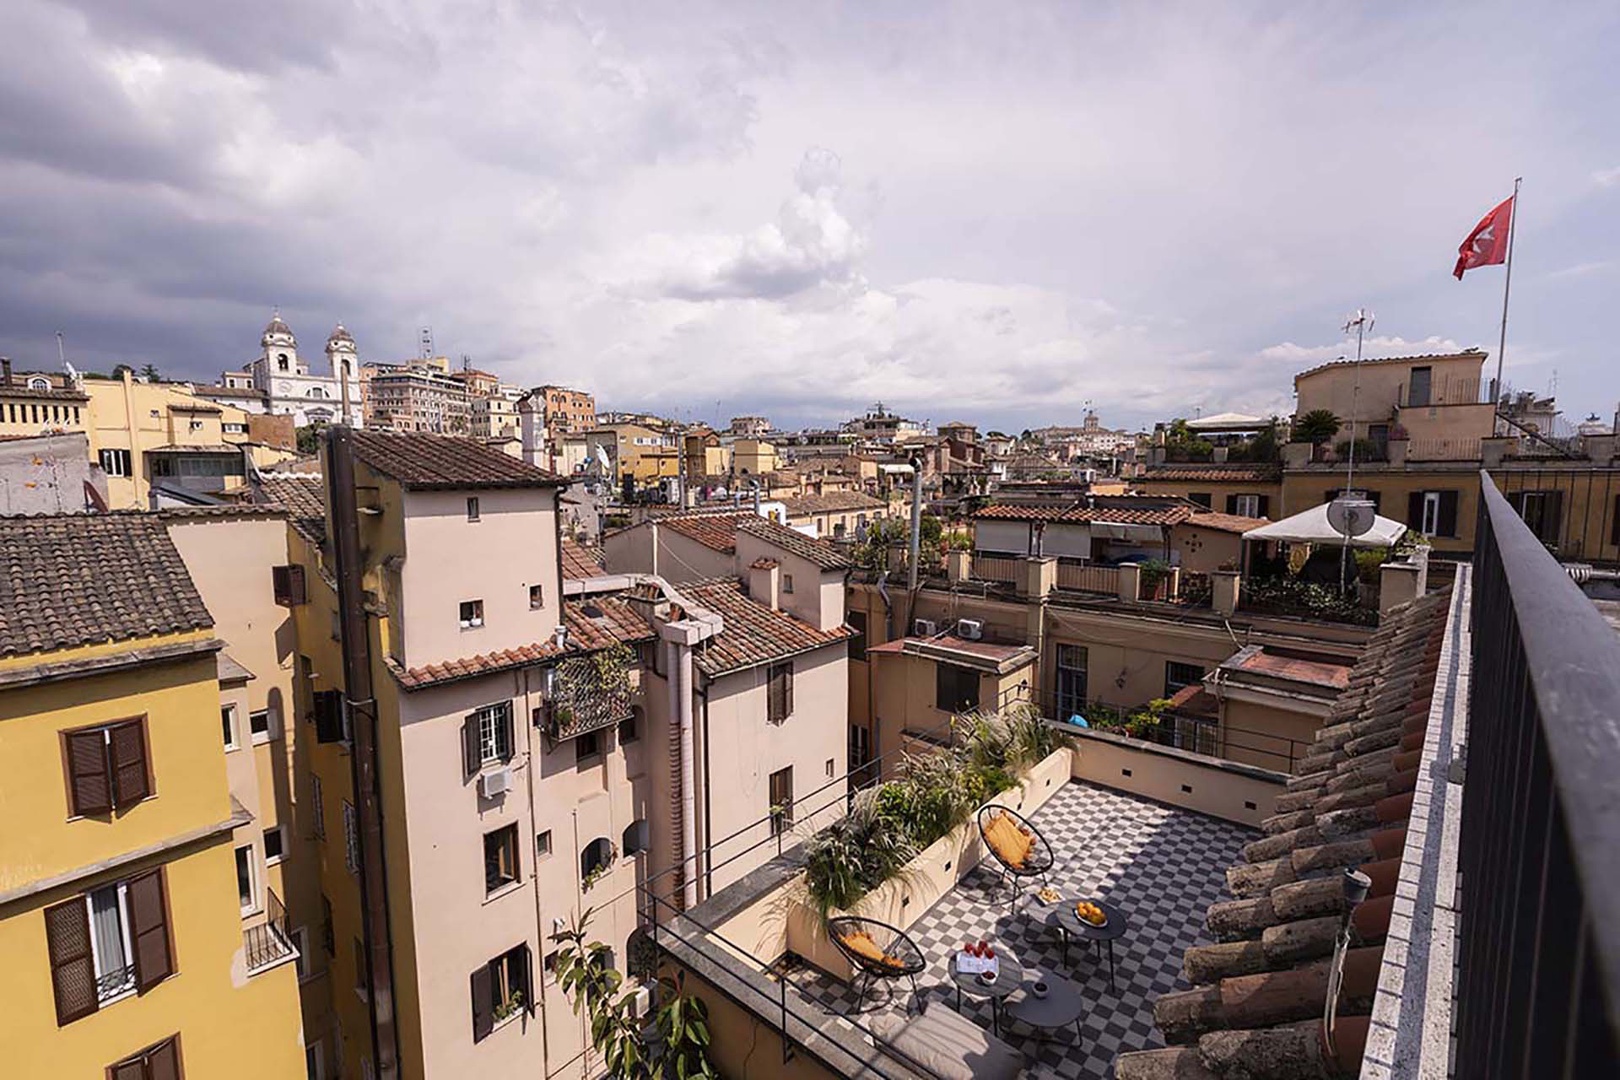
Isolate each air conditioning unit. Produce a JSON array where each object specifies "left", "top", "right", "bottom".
[
  {"left": 956, "top": 619, "right": 985, "bottom": 641},
  {"left": 626, "top": 985, "right": 653, "bottom": 1019},
  {"left": 913, "top": 618, "right": 938, "bottom": 637},
  {"left": 479, "top": 767, "right": 513, "bottom": 799}
]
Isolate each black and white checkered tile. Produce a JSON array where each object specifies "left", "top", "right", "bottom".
[{"left": 780, "top": 781, "right": 1255, "bottom": 1078}]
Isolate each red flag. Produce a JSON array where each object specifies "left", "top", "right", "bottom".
[{"left": 1454, "top": 196, "right": 1514, "bottom": 279}]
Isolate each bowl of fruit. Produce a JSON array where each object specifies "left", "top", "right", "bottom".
[{"left": 1075, "top": 901, "right": 1108, "bottom": 928}]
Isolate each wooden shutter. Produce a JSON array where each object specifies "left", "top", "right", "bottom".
[
  {"left": 128, "top": 868, "right": 173, "bottom": 993},
  {"left": 780, "top": 664, "right": 793, "bottom": 720},
  {"left": 44, "top": 897, "right": 97, "bottom": 1025},
  {"left": 497, "top": 704, "right": 514, "bottom": 763},
  {"left": 462, "top": 715, "right": 481, "bottom": 778},
  {"left": 111, "top": 1061, "right": 145, "bottom": 1080},
  {"left": 1256, "top": 495, "right": 1271, "bottom": 518},
  {"left": 1438, "top": 491, "right": 1460, "bottom": 538},
  {"left": 1407, "top": 492, "right": 1425, "bottom": 530},
  {"left": 1538, "top": 490, "right": 1563, "bottom": 544},
  {"left": 1225, "top": 494, "right": 1238, "bottom": 514},
  {"left": 313, "top": 691, "right": 344, "bottom": 743},
  {"left": 520, "top": 944, "right": 535, "bottom": 1017},
  {"left": 272, "top": 564, "right": 307, "bottom": 606},
  {"left": 109, "top": 720, "right": 150, "bottom": 807},
  {"left": 470, "top": 963, "right": 494, "bottom": 1042},
  {"left": 146, "top": 1036, "right": 181, "bottom": 1080},
  {"left": 66, "top": 729, "right": 112, "bottom": 817}
]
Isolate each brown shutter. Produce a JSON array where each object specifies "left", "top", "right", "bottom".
[
  {"left": 781, "top": 664, "right": 793, "bottom": 720},
  {"left": 66, "top": 729, "right": 112, "bottom": 816},
  {"left": 463, "top": 715, "right": 481, "bottom": 778},
  {"left": 1408, "top": 492, "right": 1425, "bottom": 529},
  {"left": 109, "top": 720, "right": 150, "bottom": 808},
  {"left": 111, "top": 1061, "right": 145, "bottom": 1080},
  {"left": 1225, "top": 494, "right": 1238, "bottom": 514},
  {"left": 1438, "top": 491, "right": 1460, "bottom": 538},
  {"left": 766, "top": 668, "right": 782, "bottom": 723},
  {"left": 313, "top": 691, "right": 344, "bottom": 743},
  {"left": 128, "top": 868, "right": 173, "bottom": 993},
  {"left": 45, "top": 897, "right": 98, "bottom": 1025},
  {"left": 498, "top": 704, "right": 514, "bottom": 764},
  {"left": 272, "top": 564, "right": 307, "bottom": 606},
  {"left": 470, "top": 964, "right": 494, "bottom": 1042},
  {"left": 146, "top": 1036, "right": 181, "bottom": 1080},
  {"left": 521, "top": 943, "right": 535, "bottom": 1017},
  {"left": 1257, "top": 495, "right": 1271, "bottom": 519}
]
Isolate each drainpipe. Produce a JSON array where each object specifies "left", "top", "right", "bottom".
[
  {"left": 677, "top": 641, "right": 697, "bottom": 910},
  {"left": 659, "top": 602, "right": 722, "bottom": 912},
  {"left": 700, "top": 680, "right": 713, "bottom": 899},
  {"left": 665, "top": 640, "right": 683, "bottom": 904}
]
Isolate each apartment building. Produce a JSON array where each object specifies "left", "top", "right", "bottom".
[
  {"left": 1133, "top": 464, "right": 1281, "bottom": 518},
  {"left": 0, "top": 360, "right": 88, "bottom": 438},
  {"left": 0, "top": 514, "right": 303, "bottom": 1080},
  {"left": 469, "top": 393, "right": 519, "bottom": 439},
  {"left": 775, "top": 490, "right": 887, "bottom": 539},
  {"left": 584, "top": 423, "right": 680, "bottom": 482},
  {"left": 517, "top": 385, "right": 596, "bottom": 471},
  {"left": 364, "top": 361, "right": 470, "bottom": 434}
]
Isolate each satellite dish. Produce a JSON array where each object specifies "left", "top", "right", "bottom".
[{"left": 1327, "top": 496, "right": 1377, "bottom": 541}]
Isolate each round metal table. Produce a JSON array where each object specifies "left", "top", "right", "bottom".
[
  {"left": 947, "top": 946, "right": 1025, "bottom": 1036},
  {"left": 1046, "top": 898, "right": 1127, "bottom": 991},
  {"left": 1004, "top": 969, "right": 1086, "bottom": 1044}
]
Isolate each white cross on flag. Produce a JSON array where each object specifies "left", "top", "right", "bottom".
[{"left": 1454, "top": 195, "right": 1514, "bottom": 279}]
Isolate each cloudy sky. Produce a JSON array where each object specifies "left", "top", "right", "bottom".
[{"left": 3, "top": 1, "right": 1617, "bottom": 432}]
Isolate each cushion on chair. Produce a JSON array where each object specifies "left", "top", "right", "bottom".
[
  {"left": 983, "top": 813, "right": 1034, "bottom": 870},
  {"left": 840, "top": 929, "right": 909, "bottom": 972},
  {"left": 871, "top": 1005, "right": 1026, "bottom": 1080}
]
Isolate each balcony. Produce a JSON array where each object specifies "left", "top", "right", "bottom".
[
  {"left": 541, "top": 648, "right": 635, "bottom": 740},
  {"left": 244, "top": 888, "right": 298, "bottom": 974}
]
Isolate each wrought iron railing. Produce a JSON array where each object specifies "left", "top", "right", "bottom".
[
  {"left": 244, "top": 888, "right": 297, "bottom": 973},
  {"left": 1457, "top": 473, "right": 1620, "bottom": 1075},
  {"left": 545, "top": 650, "right": 635, "bottom": 740}
]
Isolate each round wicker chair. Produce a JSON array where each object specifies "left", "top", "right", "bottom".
[
  {"left": 826, "top": 916, "right": 926, "bottom": 1015},
  {"left": 976, "top": 804, "right": 1056, "bottom": 912}
]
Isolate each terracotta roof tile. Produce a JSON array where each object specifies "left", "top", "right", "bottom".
[
  {"left": 1184, "top": 511, "right": 1270, "bottom": 534},
  {"left": 563, "top": 595, "right": 654, "bottom": 651},
  {"left": 256, "top": 474, "right": 327, "bottom": 544},
  {"left": 0, "top": 513, "right": 213, "bottom": 657},
  {"left": 681, "top": 578, "right": 854, "bottom": 676},
  {"left": 385, "top": 639, "right": 567, "bottom": 690},
  {"left": 351, "top": 430, "right": 565, "bottom": 490},
  {"left": 973, "top": 503, "right": 1194, "bottom": 526},
  {"left": 1116, "top": 588, "right": 1452, "bottom": 1080},
  {"left": 1292, "top": 349, "right": 1484, "bottom": 385},
  {"left": 560, "top": 537, "right": 605, "bottom": 581},
  {"left": 1139, "top": 465, "right": 1281, "bottom": 483},
  {"left": 654, "top": 511, "right": 853, "bottom": 569},
  {"left": 778, "top": 490, "right": 886, "bottom": 515},
  {"left": 658, "top": 511, "right": 753, "bottom": 553}
]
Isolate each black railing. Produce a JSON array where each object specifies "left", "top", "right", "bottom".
[
  {"left": 244, "top": 888, "right": 297, "bottom": 972},
  {"left": 1457, "top": 473, "right": 1620, "bottom": 1075},
  {"left": 545, "top": 652, "right": 635, "bottom": 740}
]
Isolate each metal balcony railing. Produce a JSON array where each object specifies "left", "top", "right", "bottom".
[
  {"left": 244, "top": 888, "right": 297, "bottom": 973},
  {"left": 544, "top": 652, "right": 634, "bottom": 740},
  {"left": 1457, "top": 473, "right": 1620, "bottom": 1075}
]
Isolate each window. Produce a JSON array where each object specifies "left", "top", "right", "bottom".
[
  {"left": 188, "top": 419, "right": 204, "bottom": 432},
  {"left": 462, "top": 702, "right": 513, "bottom": 776},
  {"left": 484, "top": 824, "right": 520, "bottom": 894},
  {"left": 99, "top": 448, "right": 132, "bottom": 478},
  {"left": 766, "top": 662, "right": 794, "bottom": 724},
  {"left": 535, "top": 830, "right": 553, "bottom": 859},
  {"left": 224, "top": 422, "right": 248, "bottom": 435},
  {"left": 250, "top": 708, "right": 275, "bottom": 743},
  {"left": 1509, "top": 490, "right": 1564, "bottom": 545},
  {"left": 343, "top": 801, "right": 360, "bottom": 874},
  {"left": 935, "top": 663, "right": 980, "bottom": 713},
  {"left": 46, "top": 867, "right": 175, "bottom": 1024},
  {"left": 576, "top": 729, "right": 602, "bottom": 765},
  {"left": 618, "top": 707, "right": 640, "bottom": 744},
  {"left": 529, "top": 583, "right": 544, "bottom": 610},
  {"left": 320, "top": 895, "right": 334, "bottom": 957},
  {"left": 769, "top": 767, "right": 794, "bottom": 837},
  {"left": 1233, "top": 494, "right": 1261, "bottom": 518},
  {"left": 1408, "top": 365, "right": 1433, "bottom": 408},
  {"left": 580, "top": 837, "right": 614, "bottom": 879},
  {"left": 291, "top": 927, "right": 312, "bottom": 980},
  {"left": 1055, "top": 644, "right": 1088, "bottom": 721},
  {"left": 108, "top": 1034, "right": 181, "bottom": 1080},
  {"left": 471, "top": 943, "right": 533, "bottom": 1041},
  {"left": 467, "top": 496, "right": 480, "bottom": 521},
  {"left": 305, "top": 1041, "right": 327, "bottom": 1080},
  {"left": 847, "top": 610, "right": 868, "bottom": 660},
  {"left": 622, "top": 819, "right": 649, "bottom": 856},
  {"left": 782, "top": 572, "right": 795, "bottom": 594},
  {"left": 264, "top": 826, "right": 286, "bottom": 865},
  {"left": 272, "top": 564, "right": 307, "bottom": 606},
  {"left": 235, "top": 845, "right": 257, "bottom": 913},
  {"left": 354, "top": 939, "right": 367, "bottom": 1000},
  {"left": 849, "top": 724, "right": 872, "bottom": 775},
  {"left": 313, "top": 690, "right": 347, "bottom": 744},
  {"left": 1165, "top": 661, "right": 1205, "bottom": 698},
  {"left": 459, "top": 599, "right": 484, "bottom": 629},
  {"left": 1187, "top": 492, "right": 1212, "bottom": 509},
  {"left": 311, "top": 774, "right": 325, "bottom": 839},
  {"left": 1408, "top": 490, "right": 1460, "bottom": 538},
  {"left": 64, "top": 718, "right": 150, "bottom": 816},
  {"left": 222, "top": 705, "right": 239, "bottom": 750},
  {"left": 825, "top": 757, "right": 835, "bottom": 778}
]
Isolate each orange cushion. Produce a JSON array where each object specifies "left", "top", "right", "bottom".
[
  {"left": 841, "top": 930, "right": 907, "bottom": 971},
  {"left": 984, "top": 813, "right": 1034, "bottom": 869}
]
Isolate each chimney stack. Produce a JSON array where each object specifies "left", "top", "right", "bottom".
[
  {"left": 748, "top": 557, "right": 781, "bottom": 611},
  {"left": 1, "top": 358, "right": 11, "bottom": 386}
]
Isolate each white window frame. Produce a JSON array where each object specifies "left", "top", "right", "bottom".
[
  {"left": 222, "top": 703, "right": 240, "bottom": 751},
  {"left": 459, "top": 599, "right": 485, "bottom": 629},
  {"left": 99, "top": 448, "right": 132, "bottom": 478},
  {"left": 264, "top": 825, "right": 287, "bottom": 866},
  {"left": 343, "top": 801, "right": 360, "bottom": 875},
  {"left": 536, "top": 829, "right": 553, "bottom": 860},
  {"left": 85, "top": 881, "right": 138, "bottom": 1005},
  {"left": 1421, "top": 491, "right": 1441, "bottom": 536},
  {"left": 1234, "top": 494, "right": 1261, "bottom": 517},
  {"left": 476, "top": 703, "right": 512, "bottom": 766},
  {"left": 235, "top": 844, "right": 258, "bottom": 915},
  {"left": 250, "top": 707, "right": 276, "bottom": 745},
  {"left": 305, "top": 1039, "right": 327, "bottom": 1080},
  {"left": 311, "top": 774, "right": 325, "bottom": 839}
]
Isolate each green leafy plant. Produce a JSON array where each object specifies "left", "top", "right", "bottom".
[
  {"left": 1292, "top": 409, "right": 1341, "bottom": 445},
  {"left": 493, "top": 989, "right": 525, "bottom": 1022},
  {"left": 1137, "top": 558, "right": 1172, "bottom": 599},
  {"left": 581, "top": 843, "right": 618, "bottom": 893}
]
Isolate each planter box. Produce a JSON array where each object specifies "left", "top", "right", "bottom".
[{"left": 786, "top": 747, "right": 1072, "bottom": 980}]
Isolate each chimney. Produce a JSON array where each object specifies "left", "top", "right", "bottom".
[
  {"left": 1, "top": 358, "right": 11, "bottom": 386},
  {"left": 748, "top": 558, "right": 781, "bottom": 611}
]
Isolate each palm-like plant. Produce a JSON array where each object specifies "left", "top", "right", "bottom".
[{"left": 1293, "top": 409, "right": 1342, "bottom": 445}]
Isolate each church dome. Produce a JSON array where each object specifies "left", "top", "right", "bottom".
[
  {"left": 261, "top": 311, "right": 296, "bottom": 347},
  {"left": 326, "top": 323, "right": 355, "bottom": 348}
]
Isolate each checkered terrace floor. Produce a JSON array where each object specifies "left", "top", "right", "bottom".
[{"left": 776, "top": 780, "right": 1254, "bottom": 1078}]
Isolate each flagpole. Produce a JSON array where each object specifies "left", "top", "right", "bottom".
[{"left": 1492, "top": 177, "right": 1522, "bottom": 420}]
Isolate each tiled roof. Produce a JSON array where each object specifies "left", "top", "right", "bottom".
[
  {"left": 737, "top": 517, "right": 853, "bottom": 569},
  {"left": 256, "top": 474, "right": 327, "bottom": 545},
  {"left": 386, "top": 639, "right": 567, "bottom": 691},
  {"left": 1115, "top": 589, "right": 1452, "bottom": 1080},
  {"left": 778, "top": 490, "right": 886, "bottom": 515},
  {"left": 351, "top": 430, "right": 565, "bottom": 490},
  {"left": 1293, "top": 349, "right": 1485, "bottom": 384},
  {"left": 0, "top": 383, "right": 89, "bottom": 401},
  {"left": 658, "top": 511, "right": 754, "bottom": 553},
  {"left": 1184, "top": 511, "right": 1270, "bottom": 534},
  {"left": 560, "top": 537, "right": 605, "bottom": 581},
  {"left": 681, "top": 578, "right": 854, "bottom": 676},
  {"left": 563, "top": 595, "right": 655, "bottom": 652},
  {"left": 1141, "top": 465, "right": 1281, "bottom": 483},
  {"left": 0, "top": 513, "right": 213, "bottom": 657},
  {"left": 973, "top": 503, "right": 1194, "bottom": 526}
]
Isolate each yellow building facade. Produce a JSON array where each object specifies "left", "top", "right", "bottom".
[{"left": 0, "top": 514, "right": 304, "bottom": 1080}]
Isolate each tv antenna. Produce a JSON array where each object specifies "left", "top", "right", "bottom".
[
  {"left": 1338, "top": 308, "right": 1375, "bottom": 592},
  {"left": 419, "top": 327, "right": 434, "bottom": 360}
]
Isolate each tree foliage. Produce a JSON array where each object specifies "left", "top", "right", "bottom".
[{"left": 1293, "top": 409, "right": 1341, "bottom": 445}]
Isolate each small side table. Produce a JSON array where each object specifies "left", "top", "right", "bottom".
[
  {"left": 1047, "top": 898, "right": 1128, "bottom": 992},
  {"left": 1004, "top": 969, "right": 1086, "bottom": 1045},
  {"left": 948, "top": 947, "right": 1025, "bottom": 1036}
]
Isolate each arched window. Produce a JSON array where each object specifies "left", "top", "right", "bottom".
[
  {"left": 28, "top": 376, "right": 50, "bottom": 391},
  {"left": 622, "top": 820, "right": 648, "bottom": 856},
  {"left": 277, "top": 353, "right": 289, "bottom": 371},
  {"left": 580, "top": 837, "right": 614, "bottom": 880}
]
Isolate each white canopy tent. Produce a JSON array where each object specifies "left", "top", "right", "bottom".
[{"left": 1242, "top": 502, "right": 1407, "bottom": 549}]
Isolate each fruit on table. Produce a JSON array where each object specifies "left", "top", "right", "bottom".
[{"left": 1075, "top": 901, "right": 1106, "bottom": 925}]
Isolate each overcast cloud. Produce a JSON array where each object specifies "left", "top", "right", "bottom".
[{"left": 2, "top": 1, "right": 1617, "bottom": 432}]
